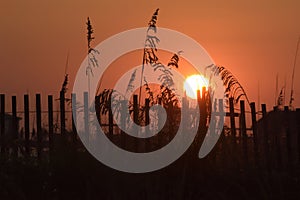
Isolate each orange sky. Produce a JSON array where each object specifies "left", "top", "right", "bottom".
[{"left": 1, "top": 0, "right": 300, "bottom": 111}]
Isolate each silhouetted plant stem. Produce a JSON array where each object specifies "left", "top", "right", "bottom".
[
  {"left": 86, "top": 17, "right": 99, "bottom": 97},
  {"left": 139, "top": 8, "right": 159, "bottom": 106}
]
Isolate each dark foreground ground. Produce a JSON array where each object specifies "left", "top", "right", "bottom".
[{"left": 1, "top": 135, "right": 300, "bottom": 200}]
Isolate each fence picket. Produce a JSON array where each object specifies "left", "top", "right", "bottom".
[
  {"left": 36, "top": 94, "right": 42, "bottom": 158},
  {"left": 48, "top": 95, "right": 53, "bottom": 154},
  {"left": 24, "top": 94, "right": 30, "bottom": 155},
  {"left": 60, "top": 91, "right": 65, "bottom": 135},
  {"left": 0, "top": 94, "right": 5, "bottom": 154}
]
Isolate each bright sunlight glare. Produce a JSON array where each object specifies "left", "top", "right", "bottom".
[{"left": 184, "top": 74, "right": 209, "bottom": 99}]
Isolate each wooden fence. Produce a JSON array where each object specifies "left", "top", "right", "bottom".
[{"left": 1, "top": 90, "right": 300, "bottom": 171}]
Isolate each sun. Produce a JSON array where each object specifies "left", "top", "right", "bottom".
[{"left": 184, "top": 74, "right": 209, "bottom": 99}]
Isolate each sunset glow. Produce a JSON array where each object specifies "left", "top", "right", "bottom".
[{"left": 184, "top": 74, "right": 209, "bottom": 99}]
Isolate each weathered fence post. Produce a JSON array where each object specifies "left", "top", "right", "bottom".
[
  {"left": 72, "top": 93, "right": 77, "bottom": 141},
  {"left": 24, "top": 94, "right": 30, "bottom": 155},
  {"left": 250, "top": 102, "right": 259, "bottom": 166},
  {"left": 108, "top": 114, "right": 114, "bottom": 138},
  {"left": 12, "top": 96, "right": 18, "bottom": 156},
  {"left": 0, "top": 94, "right": 5, "bottom": 154},
  {"left": 196, "top": 89, "right": 202, "bottom": 152},
  {"left": 108, "top": 97, "right": 114, "bottom": 138},
  {"left": 36, "top": 94, "right": 42, "bottom": 159},
  {"left": 198, "top": 87, "right": 207, "bottom": 130},
  {"left": 48, "top": 95, "right": 53, "bottom": 155},
  {"left": 133, "top": 95, "right": 139, "bottom": 125},
  {"left": 261, "top": 104, "right": 267, "bottom": 117},
  {"left": 94, "top": 94, "right": 100, "bottom": 126},
  {"left": 229, "top": 98, "right": 237, "bottom": 141},
  {"left": 84, "top": 92, "right": 89, "bottom": 144},
  {"left": 133, "top": 95, "right": 139, "bottom": 151},
  {"left": 145, "top": 98, "right": 150, "bottom": 128},
  {"left": 157, "top": 97, "right": 163, "bottom": 133},
  {"left": 196, "top": 87, "right": 207, "bottom": 151},
  {"left": 240, "top": 100, "right": 248, "bottom": 164},
  {"left": 12, "top": 96, "right": 17, "bottom": 134},
  {"left": 145, "top": 98, "right": 150, "bottom": 151},
  {"left": 60, "top": 91, "right": 65, "bottom": 135},
  {"left": 197, "top": 89, "right": 201, "bottom": 101}
]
